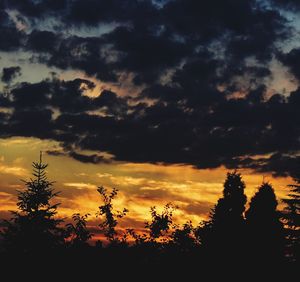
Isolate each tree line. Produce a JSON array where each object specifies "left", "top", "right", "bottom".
[{"left": 0, "top": 154, "right": 299, "bottom": 275}]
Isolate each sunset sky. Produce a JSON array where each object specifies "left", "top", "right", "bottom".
[{"left": 0, "top": 0, "right": 299, "bottom": 235}]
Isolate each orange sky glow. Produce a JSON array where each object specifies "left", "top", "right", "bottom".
[{"left": 0, "top": 137, "right": 293, "bottom": 240}]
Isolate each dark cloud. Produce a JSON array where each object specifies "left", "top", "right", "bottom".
[
  {"left": 0, "top": 26, "right": 24, "bottom": 51},
  {"left": 92, "top": 90, "right": 129, "bottom": 117},
  {"left": 171, "top": 57, "right": 223, "bottom": 106},
  {"left": 258, "top": 153, "right": 300, "bottom": 178},
  {"left": 163, "top": 0, "right": 253, "bottom": 40},
  {"left": 0, "top": 75, "right": 298, "bottom": 177},
  {"left": 10, "top": 80, "right": 51, "bottom": 109},
  {"left": 45, "top": 150, "right": 65, "bottom": 157},
  {"left": 46, "top": 150, "right": 109, "bottom": 164},
  {"left": 1, "top": 0, "right": 287, "bottom": 85},
  {"left": 66, "top": 0, "right": 158, "bottom": 26},
  {"left": 5, "top": 0, "right": 67, "bottom": 18},
  {"left": 0, "top": 0, "right": 298, "bottom": 177},
  {"left": 289, "top": 87, "right": 300, "bottom": 107},
  {"left": 6, "top": 108, "right": 54, "bottom": 139},
  {"left": 103, "top": 26, "right": 190, "bottom": 84},
  {"left": 229, "top": 153, "right": 300, "bottom": 178},
  {"left": 0, "top": 93, "right": 10, "bottom": 107},
  {"left": 38, "top": 35, "right": 118, "bottom": 82},
  {"left": 0, "top": 5, "right": 25, "bottom": 50},
  {"left": 10, "top": 78, "right": 95, "bottom": 112},
  {"left": 27, "top": 30, "right": 60, "bottom": 53},
  {"left": 224, "top": 8, "right": 287, "bottom": 62},
  {"left": 271, "top": 0, "right": 300, "bottom": 10},
  {"left": 278, "top": 48, "right": 300, "bottom": 81},
  {"left": 49, "top": 78, "right": 95, "bottom": 113},
  {"left": 1, "top": 66, "right": 21, "bottom": 83},
  {"left": 69, "top": 151, "right": 109, "bottom": 164}
]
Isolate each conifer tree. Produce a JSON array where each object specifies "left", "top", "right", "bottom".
[
  {"left": 281, "top": 176, "right": 300, "bottom": 263},
  {"left": 245, "top": 183, "right": 285, "bottom": 264},
  {"left": 212, "top": 171, "right": 247, "bottom": 228},
  {"left": 198, "top": 171, "right": 247, "bottom": 261},
  {"left": 2, "top": 152, "right": 63, "bottom": 254}
]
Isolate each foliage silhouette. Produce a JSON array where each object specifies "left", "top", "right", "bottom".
[
  {"left": 0, "top": 158, "right": 298, "bottom": 275},
  {"left": 145, "top": 203, "right": 177, "bottom": 241},
  {"left": 170, "top": 221, "right": 196, "bottom": 252},
  {"left": 281, "top": 176, "right": 300, "bottom": 263},
  {"left": 97, "top": 186, "right": 128, "bottom": 244},
  {"left": 245, "top": 182, "right": 285, "bottom": 265},
  {"left": 1, "top": 152, "right": 64, "bottom": 254},
  {"left": 66, "top": 213, "right": 93, "bottom": 248},
  {"left": 198, "top": 171, "right": 247, "bottom": 262}
]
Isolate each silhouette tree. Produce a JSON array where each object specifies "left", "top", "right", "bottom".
[
  {"left": 66, "top": 213, "right": 92, "bottom": 248},
  {"left": 171, "top": 221, "right": 196, "bottom": 252},
  {"left": 198, "top": 171, "right": 247, "bottom": 262},
  {"left": 245, "top": 183, "right": 285, "bottom": 265},
  {"left": 1, "top": 153, "right": 63, "bottom": 254},
  {"left": 125, "top": 203, "right": 177, "bottom": 267},
  {"left": 145, "top": 203, "right": 177, "bottom": 241},
  {"left": 281, "top": 176, "right": 300, "bottom": 263},
  {"left": 97, "top": 186, "right": 128, "bottom": 244},
  {"left": 126, "top": 204, "right": 177, "bottom": 248}
]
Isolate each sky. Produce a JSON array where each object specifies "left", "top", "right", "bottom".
[{"left": 0, "top": 0, "right": 299, "bottom": 235}]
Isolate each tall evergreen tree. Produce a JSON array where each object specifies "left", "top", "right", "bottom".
[
  {"left": 211, "top": 171, "right": 247, "bottom": 228},
  {"left": 1, "top": 153, "right": 63, "bottom": 254},
  {"left": 281, "top": 176, "right": 300, "bottom": 263},
  {"left": 245, "top": 183, "right": 285, "bottom": 265},
  {"left": 198, "top": 171, "right": 247, "bottom": 261}
]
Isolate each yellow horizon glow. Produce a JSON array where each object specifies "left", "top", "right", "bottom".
[{"left": 0, "top": 137, "right": 293, "bottom": 232}]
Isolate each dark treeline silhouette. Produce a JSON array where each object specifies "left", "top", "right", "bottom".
[{"left": 0, "top": 155, "right": 298, "bottom": 277}]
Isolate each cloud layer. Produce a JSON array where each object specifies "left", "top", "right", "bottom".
[{"left": 0, "top": 0, "right": 299, "bottom": 177}]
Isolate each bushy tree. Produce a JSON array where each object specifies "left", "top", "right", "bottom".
[
  {"left": 171, "top": 221, "right": 196, "bottom": 252},
  {"left": 145, "top": 203, "right": 177, "bottom": 241},
  {"left": 1, "top": 153, "right": 63, "bottom": 254},
  {"left": 97, "top": 186, "right": 128, "bottom": 244},
  {"left": 245, "top": 183, "right": 285, "bottom": 264},
  {"left": 66, "top": 213, "right": 92, "bottom": 248}
]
